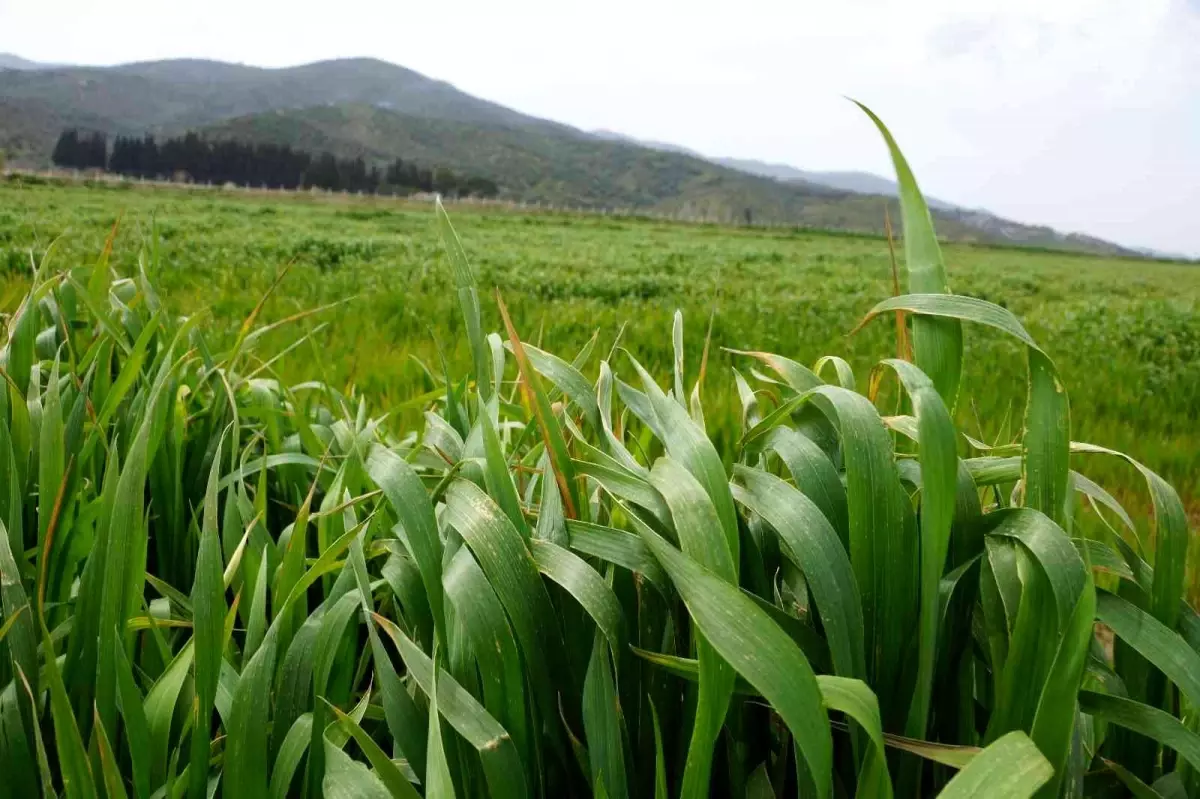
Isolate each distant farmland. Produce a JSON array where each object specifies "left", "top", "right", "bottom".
[
  {"left": 2, "top": 160, "right": 1200, "bottom": 797},
  {"left": 2, "top": 175, "right": 1196, "bottom": 512}
]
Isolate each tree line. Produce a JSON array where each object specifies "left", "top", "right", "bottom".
[
  {"left": 50, "top": 129, "right": 499, "bottom": 197},
  {"left": 51, "top": 130, "right": 109, "bottom": 171}
]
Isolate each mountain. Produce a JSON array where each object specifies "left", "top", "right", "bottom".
[
  {"left": 595, "top": 135, "right": 961, "bottom": 211},
  {"left": 0, "top": 55, "right": 1135, "bottom": 255},
  {"left": 0, "top": 53, "right": 60, "bottom": 71},
  {"left": 591, "top": 129, "right": 704, "bottom": 158},
  {"left": 199, "top": 105, "right": 1138, "bottom": 254},
  {"left": 584, "top": 131, "right": 1141, "bottom": 253},
  {"left": 199, "top": 105, "right": 885, "bottom": 222},
  {"left": 0, "top": 57, "right": 570, "bottom": 162},
  {"left": 713, "top": 157, "right": 958, "bottom": 210},
  {"left": 935, "top": 206, "right": 1138, "bottom": 255},
  {"left": 699, "top": 156, "right": 1123, "bottom": 251}
]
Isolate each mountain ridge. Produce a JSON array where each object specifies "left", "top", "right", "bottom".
[
  {"left": 0, "top": 53, "right": 59, "bottom": 70},
  {"left": 0, "top": 55, "right": 573, "bottom": 145},
  {"left": 591, "top": 128, "right": 960, "bottom": 210}
]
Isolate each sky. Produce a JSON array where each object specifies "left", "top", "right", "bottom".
[{"left": 2, "top": 0, "right": 1198, "bottom": 255}]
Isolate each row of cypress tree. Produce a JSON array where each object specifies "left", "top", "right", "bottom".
[
  {"left": 50, "top": 129, "right": 499, "bottom": 197},
  {"left": 50, "top": 130, "right": 109, "bottom": 170}
]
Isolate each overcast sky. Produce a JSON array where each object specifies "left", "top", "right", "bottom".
[{"left": 2, "top": 0, "right": 1198, "bottom": 254}]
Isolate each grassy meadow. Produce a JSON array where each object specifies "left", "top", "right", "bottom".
[{"left": 2, "top": 176, "right": 1197, "bottom": 514}]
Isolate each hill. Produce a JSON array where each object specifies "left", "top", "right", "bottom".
[
  {"left": 193, "top": 104, "right": 1010, "bottom": 237},
  {"left": 714, "top": 157, "right": 958, "bottom": 209},
  {"left": 588, "top": 135, "right": 1177, "bottom": 257},
  {"left": 198, "top": 105, "right": 1139, "bottom": 252},
  {"left": 0, "top": 55, "right": 1134, "bottom": 254},
  {"left": 592, "top": 130, "right": 959, "bottom": 210},
  {"left": 709, "top": 159, "right": 1140, "bottom": 255},
  {"left": 0, "top": 56, "right": 568, "bottom": 162},
  {"left": 0, "top": 53, "right": 59, "bottom": 70}
]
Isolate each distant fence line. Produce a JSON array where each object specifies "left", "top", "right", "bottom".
[{"left": 2, "top": 166, "right": 837, "bottom": 232}]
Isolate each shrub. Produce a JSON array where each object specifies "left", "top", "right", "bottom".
[{"left": 0, "top": 109, "right": 1193, "bottom": 798}]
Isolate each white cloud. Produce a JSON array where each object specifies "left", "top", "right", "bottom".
[{"left": 1, "top": 0, "right": 1197, "bottom": 253}]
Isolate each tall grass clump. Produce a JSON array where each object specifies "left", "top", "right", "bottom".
[{"left": 0, "top": 109, "right": 1196, "bottom": 799}]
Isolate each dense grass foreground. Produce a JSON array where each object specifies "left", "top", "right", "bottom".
[{"left": 0, "top": 111, "right": 1197, "bottom": 799}]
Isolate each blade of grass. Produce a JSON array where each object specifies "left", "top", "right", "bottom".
[
  {"left": 1079, "top": 691, "right": 1200, "bottom": 773},
  {"left": 649, "top": 457, "right": 736, "bottom": 796},
  {"left": 322, "top": 734, "right": 393, "bottom": 799},
  {"left": 224, "top": 628, "right": 278, "bottom": 798},
  {"left": 375, "top": 614, "right": 529, "bottom": 799},
  {"left": 188, "top": 441, "right": 225, "bottom": 799},
  {"left": 367, "top": 445, "right": 446, "bottom": 649},
  {"left": 583, "top": 628, "right": 629, "bottom": 799},
  {"left": 443, "top": 478, "right": 571, "bottom": 714},
  {"left": 328, "top": 702, "right": 422, "bottom": 799},
  {"left": 530, "top": 538, "right": 625, "bottom": 655},
  {"left": 857, "top": 294, "right": 1069, "bottom": 529},
  {"left": 269, "top": 713, "right": 313, "bottom": 799},
  {"left": 436, "top": 198, "right": 491, "bottom": 402},
  {"left": 440, "top": 547, "right": 528, "bottom": 773},
  {"left": 93, "top": 708, "right": 130, "bottom": 799},
  {"left": 731, "top": 467, "right": 865, "bottom": 680},
  {"left": 632, "top": 516, "right": 833, "bottom": 799},
  {"left": 855, "top": 101, "right": 963, "bottom": 409},
  {"left": 496, "top": 289, "right": 581, "bottom": 519},
  {"left": 934, "top": 731, "right": 1052, "bottom": 799},
  {"left": 872, "top": 359, "right": 956, "bottom": 754},
  {"left": 565, "top": 519, "right": 668, "bottom": 592}
]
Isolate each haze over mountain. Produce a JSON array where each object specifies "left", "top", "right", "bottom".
[
  {"left": 592, "top": 128, "right": 958, "bottom": 210},
  {"left": 0, "top": 57, "right": 563, "bottom": 138},
  {"left": 0, "top": 53, "right": 58, "bottom": 70},
  {"left": 0, "top": 53, "right": 1137, "bottom": 255}
]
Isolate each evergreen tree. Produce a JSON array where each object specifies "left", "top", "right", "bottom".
[
  {"left": 137, "top": 135, "right": 160, "bottom": 177},
  {"left": 345, "top": 157, "right": 368, "bottom": 192},
  {"left": 52, "top": 130, "right": 80, "bottom": 168},
  {"left": 85, "top": 132, "right": 108, "bottom": 169},
  {"left": 464, "top": 176, "right": 499, "bottom": 198},
  {"left": 53, "top": 130, "right": 107, "bottom": 170},
  {"left": 307, "top": 152, "right": 340, "bottom": 189},
  {"left": 432, "top": 166, "right": 458, "bottom": 196},
  {"left": 108, "top": 136, "right": 132, "bottom": 174},
  {"left": 416, "top": 167, "right": 433, "bottom": 193}
]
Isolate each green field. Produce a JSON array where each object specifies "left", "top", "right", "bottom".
[
  {"left": 2, "top": 174, "right": 1197, "bottom": 515},
  {"left": 3, "top": 164, "right": 1200, "bottom": 798}
]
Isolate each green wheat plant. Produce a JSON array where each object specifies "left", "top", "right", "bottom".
[{"left": 0, "top": 108, "right": 1196, "bottom": 799}]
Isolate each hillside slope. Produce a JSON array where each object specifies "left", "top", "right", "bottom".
[
  {"left": 0, "top": 53, "right": 58, "bottom": 70},
  {"left": 0, "top": 57, "right": 568, "bottom": 161},
  {"left": 593, "top": 129, "right": 960, "bottom": 210},
  {"left": 715, "top": 157, "right": 956, "bottom": 209},
  {"left": 198, "top": 104, "right": 1019, "bottom": 237},
  {"left": 200, "top": 105, "right": 1137, "bottom": 252},
  {"left": 707, "top": 157, "right": 1126, "bottom": 252}
]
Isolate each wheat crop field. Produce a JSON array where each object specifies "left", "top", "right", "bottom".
[
  {"left": 2, "top": 176, "right": 1197, "bottom": 514},
  {"left": 1, "top": 147, "right": 1199, "bottom": 799}
]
